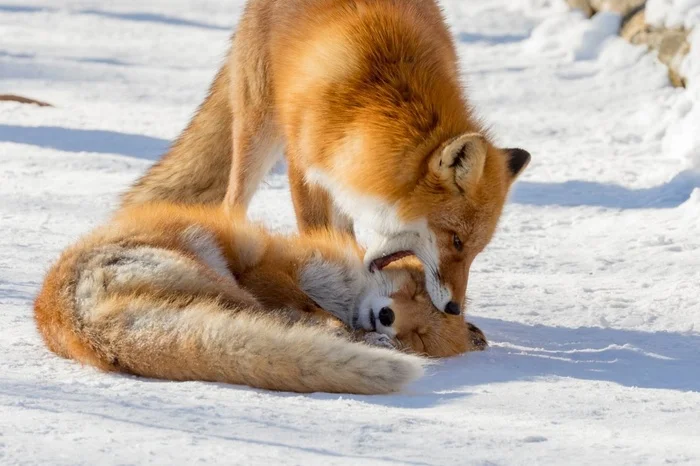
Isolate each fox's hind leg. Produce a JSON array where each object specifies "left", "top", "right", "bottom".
[
  {"left": 223, "top": 39, "right": 282, "bottom": 211},
  {"left": 224, "top": 116, "right": 282, "bottom": 210}
]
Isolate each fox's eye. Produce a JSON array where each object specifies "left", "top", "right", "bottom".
[{"left": 452, "top": 233, "right": 463, "bottom": 252}]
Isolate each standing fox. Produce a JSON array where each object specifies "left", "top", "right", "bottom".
[
  {"left": 35, "top": 203, "right": 486, "bottom": 395},
  {"left": 121, "top": 0, "right": 531, "bottom": 316}
]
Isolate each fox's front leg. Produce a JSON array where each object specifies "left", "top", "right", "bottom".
[
  {"left": 298, "top": 253, "right": 396, "bottom": 336},
  {"left": 286, "top": 151, "right": 355, "bottom": 237}
]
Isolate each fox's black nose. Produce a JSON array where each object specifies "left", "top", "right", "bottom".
[
  {"left": 445, "top": 301, "right": 461, "bottom": 315},
  {"left": 378, "top": 307, "right": 395, "bottom": 326}
]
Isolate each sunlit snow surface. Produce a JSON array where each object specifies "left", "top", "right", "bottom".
[{"left": 1, "top": 1, "right": 699, "bottom": 464}]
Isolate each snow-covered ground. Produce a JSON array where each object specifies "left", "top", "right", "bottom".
[
  {"left": 1, "top": 0, "right": 699, "bottom": 464},
  {"left": 647, "top": 0, "right": 700, "bottom": 29},
  {"left": 647, "top": 0, "right": 700, "bottom": 170}
]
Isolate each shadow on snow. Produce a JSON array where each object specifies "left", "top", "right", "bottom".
[
  {"left": 298, "top": 317, "right": 700, "bottom": 409},
  {"left": 0, "top": 4, "right": 229, "bottom": 31},
  {"left": 0, "top": 124, "right": 169, "bottom": 160},
  {"left": 0, "top": 5, "right": 48, "bottom": 13},
  {"left": 512, "top": 171, "right": 700, "bottom": 209},
  {"left": 76, "top": 9, "right": 230, "bottom": 31},
  {"left": 12, "top": 316, "right": 699, "bottom": 417},
  {"left": 0, "top": 378, "right": 432, "bottom": 465}
]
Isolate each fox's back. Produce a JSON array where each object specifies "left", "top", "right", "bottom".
[
  {"left": 267, "top": 0, "right": 462, "bottom": 115},
  {"left": 241, "top": 0, "right": 475, "bottom": 197}
]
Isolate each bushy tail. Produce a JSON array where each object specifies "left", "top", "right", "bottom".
[
  {"left": 53, "top": 294, "right": 425, "bottom": 395},
  {"left": 120, "top": 63, "right": 233, "bottom": 207}
]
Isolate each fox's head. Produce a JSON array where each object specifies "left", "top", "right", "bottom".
[
  {"left": 367, "top": 133, "right": 530, "bottom": 315},
  {"left": 380, "top": 257, "right": 487, "bottom": 357}
]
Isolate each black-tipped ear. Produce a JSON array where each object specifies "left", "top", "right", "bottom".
[{"left": 505, "top": 148, "right": 531, "bottom": 179}]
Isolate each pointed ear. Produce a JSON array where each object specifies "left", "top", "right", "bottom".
[
  {"left": 430, "top": 133, "right": 487, "bottom": 194},
  {"left": 505, "top": 148, "right": 531, "bottom": 180}
]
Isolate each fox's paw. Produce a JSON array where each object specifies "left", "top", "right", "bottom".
[
  {"left": 355, "top": 294, "right": 396, "bottom": 337},
  {"left": 363, "top": 332, "right": 397, "bottom": 349},
  {"left": 467, "top": 322, "right": 488, "bottom": 351}
]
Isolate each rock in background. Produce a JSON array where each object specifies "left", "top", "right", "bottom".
[{"left": 567, "top": 0, "right": 691, "bottom": 87}]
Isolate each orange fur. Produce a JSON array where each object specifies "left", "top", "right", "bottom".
[
  {"left": 35, "top": 203, "right": 485, "bottom": 394},
  {"left": 121, "top": 0, "right": 531, "bottom": 314}
]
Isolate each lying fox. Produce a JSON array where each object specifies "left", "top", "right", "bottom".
[
  {"left": 121, "top": 0, "right": 531, "bottom": 315},
  {"left": 35, "top": 203, "right": 486, "bottom": 394}
]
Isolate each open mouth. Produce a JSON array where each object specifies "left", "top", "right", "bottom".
[{"left": 369, "top": 250, "right": 414, "bottom": 272}]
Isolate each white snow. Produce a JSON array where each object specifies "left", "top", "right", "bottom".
[
  {"left": 524, "top": 10, "right": 622, "bottom": 61},
  {"left": 679, "top": 25, "right": 700, "bottom": 171},
  {"left": 1, "top": 0, "right": 700, "bottom": 464},
  {"left": 647, "top": 0, "right": 700, "bottom": 172},
  {"left": 647, "top": 0, "right": 700, "bottom": 29}
]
